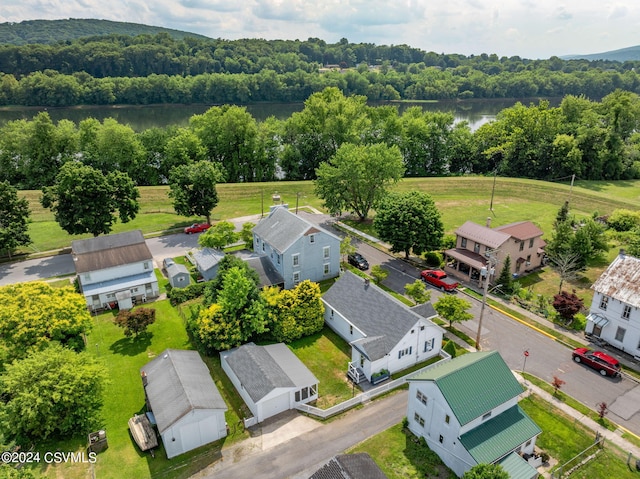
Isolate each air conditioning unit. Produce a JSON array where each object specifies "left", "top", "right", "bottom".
[{"left": 525, "top": 261, "right": 531, "bottom": 266}]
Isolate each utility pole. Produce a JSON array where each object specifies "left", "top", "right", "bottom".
[
  {"left": 476, "top": 249, "right": 497, "bottom": 351},
  {"left": 489, "top": 169, "right": 497, "bottom": 215},
  {"left": 567, "top": 174, "right": 575, "bottom": 206}
]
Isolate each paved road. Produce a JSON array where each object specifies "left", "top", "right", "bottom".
[{"left": 197, "top": 390, "right": 408, "bottom": 479}]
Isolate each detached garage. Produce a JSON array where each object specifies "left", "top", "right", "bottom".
[
  {"left": 221, "top": 343, "right": 318, "bottom": 423},
  {"left": 141, "top": 349, "right": 227, "bottom": 459}
]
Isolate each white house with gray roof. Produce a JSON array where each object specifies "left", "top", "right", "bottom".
[
  {"left": 587, "top": 251, "right": 640, "bottom": 356},
  {"left": 71, "top": 230, "right": 159, "bottom": 311},
  {"left": 220, "top": 342, "right": 318, "bottom": 423},
  {"left": 322, "top": 271, "right": 444, "bottom": 384},
  {"left": 140, "top": 349, "right": 228, "bottom": 459},
  {"left": 252, "top": 206, "right": 340, "bottom": 289}
]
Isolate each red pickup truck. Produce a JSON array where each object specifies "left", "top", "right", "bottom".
[{"left": 420, "top": 269, "right": 459, "bottom": 292}]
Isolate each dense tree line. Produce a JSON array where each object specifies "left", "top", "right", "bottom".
[
  {"left": 1, "top": 88, "right": 640, "bottom": 192},
  {"left": 2, "top": 35, "right": 640, "bottom": 106}
]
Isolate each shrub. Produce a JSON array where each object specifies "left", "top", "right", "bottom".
[
  {"left": 424, "top": 251, "right": 443, "bottom": 267},
  {"left": 443, "top": 339, "right": 457, "bottom": 358},
  {"left": 607, "top": 209, "right": 640, "bottom": 232},
  {"left": 167, "top": 281, "right": 207, "bottom": 305}
]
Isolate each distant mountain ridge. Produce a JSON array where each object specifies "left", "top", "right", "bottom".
[
  {"left": 561, "top": 45, "right": 640, "bottom": 62},
  {"left": 0, "top": 18, "right": 210, "bottom": 45}
]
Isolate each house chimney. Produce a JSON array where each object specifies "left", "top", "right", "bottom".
[
  {"left": 486, "top": 217, "right": 492, "bottom": 228},
  {"left": 620, "top": 248, "right": 626, "bottom": 258},
  {"left": 364, "top": 278, "right": 370, "bottom": 288}
]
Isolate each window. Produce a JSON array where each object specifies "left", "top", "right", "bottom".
[
  {"left": 84, "top": 273, "right": 91, "bottom": 281},
  {"left": 323, "top": 246, "right": 330, "bottom": 259},
  {"left": 526, "top": 254, "right": 531, "bottom": 263},
  {"left": 420, "top": 325, "right": 425, "bottom": 331},
  {"left": 277, "top": 254, "right": 280, "bottom": 264},
  {"left": 309, "top": 234, "right": 315, "bottom": 244},
  {"left": 439, "top": 435, "right": 444, "bottom": 444},
  {"left": 461, "top": 238, "right": 467, "bottom": 248},
  {"left": 623, "top": 305, "right": 632, "bottom": 320},
  {"left": 323, "top": 263, "right": 330, "bottom": 275},
  {"left": 600, "top": 296, "right": 609, "bottom": 310},
  {"left": 411, "top": 329, "right": 415, "bottom": 334},
  {"left": 262, "top": 242, "right": 265, "bottom": 252},
  {"left": 330, "top": 309, "right": 334, "bottom": 319},
  {"left": 615, "top": 327, "right": 626, "bottom": 342},
  {"left": 529, "top": 238, "right": 534, "bottom": 248},
  {"left": 482, "top": 412, "right": 492, "bottom": 421},
  {"left": 293, "top": 272, "right": 300, "bottom": 284},
  {"left": 474, "top": 242, "right": 480, "bottom": 253},
  {"left": 424, "top": 338, "right": 434, "bottom": 352},
  {"left": 414, "top": 413, "right": 425, "bottom": 427},
  {"left": 144, "top": 261, "right": 150, "bottom": 270},
  {"left": 519, "top": 241, "right": 524, "bottom": 251},
  {"left": 445, "top": 415, "right": 450, "bottom": 424},
  {"left": 416, "top": 390, "right": 427, "bottom": 405},
  {"left": 106, "top": 293, "right": 116, "bottom": 299},
  {"left": 292, "top": 253, "right": 299, "bottom": 266},
  {"left": 350, "top": 325, "right": 353, "bottom": 335}
]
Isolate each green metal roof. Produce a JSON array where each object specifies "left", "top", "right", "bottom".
[
  {"left": 498, "top": 451, "right": 540, "bottom": 479},
  {"left": 410, "top": 351, "right": 525, "bottom": 425},
  {"left": 460, "top": 405, "right": 542, "bottom": 465}
]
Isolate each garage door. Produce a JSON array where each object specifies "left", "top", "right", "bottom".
[{"left": 260, "top": 394, "right": 289, "bottom": 421}]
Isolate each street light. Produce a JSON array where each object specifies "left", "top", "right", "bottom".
[{"left": 475, "top": 249, "right": 498, "bottom": 351}]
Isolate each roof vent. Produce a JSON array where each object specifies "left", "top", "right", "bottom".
[
  {"left": 486, "top": 217, "right": 492, "bottom": 228},
  {"left": 620, "top": 249, "right": 626, "bottom": 258},
  {"left": 364, "top": 278, "right": 370, "bottom": 287}
]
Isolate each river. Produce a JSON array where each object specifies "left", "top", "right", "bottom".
[{"left": 0, "top": 98, "right": 559, "bottom": 132}]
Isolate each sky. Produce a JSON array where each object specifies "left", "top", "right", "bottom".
[{"left": 1, "top": 0, "right": 639, "bottom": 59}]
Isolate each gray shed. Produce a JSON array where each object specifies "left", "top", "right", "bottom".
[
  {"left": 140, "top": 349, "right": 227, "bottom": 458},
  {"left": 166, "top": 263, "right": 190, "bottom": 288},
  {"left": 188, "top": 247, "right": 225, "bottom": 281}
]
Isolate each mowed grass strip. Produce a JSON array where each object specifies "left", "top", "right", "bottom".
[{"left": 15, "top": 177, "right": 640, "bottom": 254}]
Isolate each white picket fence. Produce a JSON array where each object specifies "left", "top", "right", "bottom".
[{"left": 295, "top": 350, "right": 452, "bottom": 420}]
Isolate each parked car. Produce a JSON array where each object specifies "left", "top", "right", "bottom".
[
  {"left": 348, "top": 253, "right": 369, "bottom": 270},
  {"left": 572, "top": 347, "right": 621, "bottom": 377},
  {"left": 184, "top": 223, "right": 211, "bottom": 234},
  {"left": 420, "top": 269, "right": 459, "bottom": 292}
]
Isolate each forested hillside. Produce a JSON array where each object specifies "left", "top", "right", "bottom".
[
  {"left": 1, "top": 27, "right": 640, "bottom": 106},
  {"left": 0, "top": 18, "right": 209, "bottom": 45}
]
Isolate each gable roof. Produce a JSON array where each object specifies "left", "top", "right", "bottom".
[
  {"left": 411, "top": 302, "right": 438, "bottom": 319},
  {"left": 592, "top": 253, "right": 640, "bottom": 309},
  {"left": 494, "top": 221, "right": 544, "bottom": 241},
  {"left": 221, "top": 343, "right": 317, "bottom": 403},
  {"left": 460, "top": 405, "right": 541, "bottom": 465},
  {"left": 190, "top": 247, "right": 225, "bottom": 272},
  {"left": 252, "top": 206, "right": 339, "bottom": 253},
  {"left": 166, "top": 263, "right": 189, "bottom": 278},
  {"left": 72, "top": 230, "right": 152, "bottom": 273},
  {"left": 455, "top": 221, "right": 511, "bottom": 249},
  {"left": 409, "top": 351, "right": 523, "bottom": 425},
  {"left": 141, "top": 349, "right": 227, "bottom": 434},
  {"left": 310, "top": 453, "right": 388, "bottom": 479},
  {"left": 322, "top": 271, "right": 441, "bottom": 361}
]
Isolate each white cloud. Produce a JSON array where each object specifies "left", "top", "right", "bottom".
[{"left": 2, "top": 0, "right": 640, "bottom": 58}]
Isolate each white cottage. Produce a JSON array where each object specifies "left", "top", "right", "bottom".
[
  {"left": 322, "top": 271, "right": 444, "bottom": 384},
  {"left": 141, "top": 349, "right": 227, "bottom": 459},
  {"left": 407, "top": 351, "right": 541, "bottom": 478},
  {"left": 71, "top": 230, "right": 159, "bottom": 311},
  {"left": 221, "top": 343, "right": 318, "bottom": 423},
  {"left": 586, "top": 250, "right": 640, "bottom": 356}
]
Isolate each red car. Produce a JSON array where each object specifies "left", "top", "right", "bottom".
[
  {"left": 184, "top": 223, "right": 211, "bottom": 234},
  {"left": 572, "top": 347, "right": 621, "bottom": 377}
]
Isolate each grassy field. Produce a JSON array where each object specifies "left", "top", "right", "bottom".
[{"left": 15, "top": 177, "right": 640, "bottom": 255}]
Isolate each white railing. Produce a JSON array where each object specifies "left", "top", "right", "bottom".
[{"left": 296, "top": 352, "right": 451, "bottom": 419}]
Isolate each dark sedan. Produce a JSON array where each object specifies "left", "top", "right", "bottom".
[{"left": 348, "top": 253, "right": 369, "bottom": 270}]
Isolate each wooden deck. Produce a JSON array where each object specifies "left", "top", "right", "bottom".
[{"left": 128, "top": 414, "right": 158, "bottom": 452}]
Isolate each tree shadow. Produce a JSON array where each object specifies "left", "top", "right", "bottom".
[{"left": 109, "top": 332, "right": 153, "bottom": 356}]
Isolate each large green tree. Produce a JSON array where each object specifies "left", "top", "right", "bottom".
[
  {"left": 0, "top": 344, "right": 107, "bottom": 442},
  {"left": 168, "top": 160, "right": 224, "bottom": 225},
  {"left": 0, "top": 181, "right": 31, "bottom": 258},
  {"left": 0, "top": 282, "right": 92, "bottom": 366},
  {"left": 315, "top": 143, "right": 404, "bottom": 221},
  {"left": 373, "top": 191, "right": 444, "bottom": 258},
  {"left": 462, "top": 463, "right": 509, "bottom": 479},
  {"left": 41, "top": 162, "right": 139, "bottom": 236},
  {"left": 199, "top": 220, "right": 238, "bottom": 249}
]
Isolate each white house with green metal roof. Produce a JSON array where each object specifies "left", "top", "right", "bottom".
[{"left": 407, "top": 351, "right": 541, "bottom": 478}]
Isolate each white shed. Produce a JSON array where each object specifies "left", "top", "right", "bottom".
[
  {"left": 220, "top": 343, "right": 318, "bottom": 423},
  {"left": 141, "top": 349, "right": 227, "bottom": 459}
]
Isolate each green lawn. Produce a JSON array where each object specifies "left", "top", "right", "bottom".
[
  {"left": 348, "top": 422, "right": 456, "bottom": 479},
  {"left": 37, "top": 300, "right": 248, "bottom": 479},
  {"left": 288, "top": 326, "right": 354, "bottom": 408}
]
